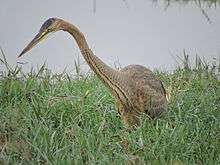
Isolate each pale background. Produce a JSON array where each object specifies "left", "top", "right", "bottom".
[{"left": 0, "top": 0, "right": 219, "bottom": 73}]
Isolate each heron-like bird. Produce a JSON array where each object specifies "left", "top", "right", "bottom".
[{"left": 18, "top": 18, "right": 167, "bottom": 127}]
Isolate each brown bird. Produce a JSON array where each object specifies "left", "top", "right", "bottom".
[{"left": 18, "top": 18, "right": 167, "bottom": 128}]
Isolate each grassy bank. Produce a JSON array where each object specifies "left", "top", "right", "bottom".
[{"left": 0, "top": 54, "right": 219, "bottom": 164}]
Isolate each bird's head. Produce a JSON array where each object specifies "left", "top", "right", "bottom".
[{"left": 18, "top": 17, "right": 62, "bottom": 57}]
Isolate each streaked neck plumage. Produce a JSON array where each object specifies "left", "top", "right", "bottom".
[{"left": 60, "top": 20, "right": 131, "bottom": 108}]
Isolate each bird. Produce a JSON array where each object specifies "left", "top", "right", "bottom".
[{"left": 18, "top": 18, "right": 167, "bottom": 128}]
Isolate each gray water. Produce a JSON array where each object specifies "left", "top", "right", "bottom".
[{"left": 0, "top": 0, "right": 220, "bottom": 73}]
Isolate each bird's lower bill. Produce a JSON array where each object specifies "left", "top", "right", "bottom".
[{"left": 18, "top": 31, "right": 48, "bottom": 57}]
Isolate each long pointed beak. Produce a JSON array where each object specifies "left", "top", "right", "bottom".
[{"left": 18, "top": 31, "right": 48, "bottom": 58}]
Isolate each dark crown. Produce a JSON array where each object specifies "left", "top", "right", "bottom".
[{"left": 40, "top": 18, "right": 56, "bottom": 31}]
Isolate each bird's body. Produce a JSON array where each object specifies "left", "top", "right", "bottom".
[
  {"left": 117, "top": 65, "right": 167, "bottom": 126},
  {"left": 18, "top": 18, "right": 167, "bottom": 127}
]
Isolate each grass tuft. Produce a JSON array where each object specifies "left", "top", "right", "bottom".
[{"left": 0, "top": 51, "right": 219, "bottom": 164}]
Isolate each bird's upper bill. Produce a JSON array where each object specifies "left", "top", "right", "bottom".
[
  {"left": 18, "top": 18, "right": 58, "bottom": 58},
  {"left": 18, "top": 30, "right": 49, "bottom": 57}
]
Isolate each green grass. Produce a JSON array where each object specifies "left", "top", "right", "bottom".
[{"left": 0, "top": 53, "right": 219, "bottom": 164}]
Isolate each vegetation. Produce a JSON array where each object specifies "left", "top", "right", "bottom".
[
  {"left": 159, "top": 0, "right": 220, "bottom": 7},
  {"left": 0, "top": 51, "right": 219, "bottom": 164}
]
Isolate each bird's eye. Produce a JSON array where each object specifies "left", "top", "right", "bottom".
[{"left": 47, "top": 28, "right": 52, "bottom": 32}]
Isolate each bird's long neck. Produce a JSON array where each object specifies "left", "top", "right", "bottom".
[{"left": 61, "top": 21, "right": 131, "bottom": 106}]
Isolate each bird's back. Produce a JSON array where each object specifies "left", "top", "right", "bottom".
[{"left": 121, "top": 65, "right": 166, "bottom": 96}]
